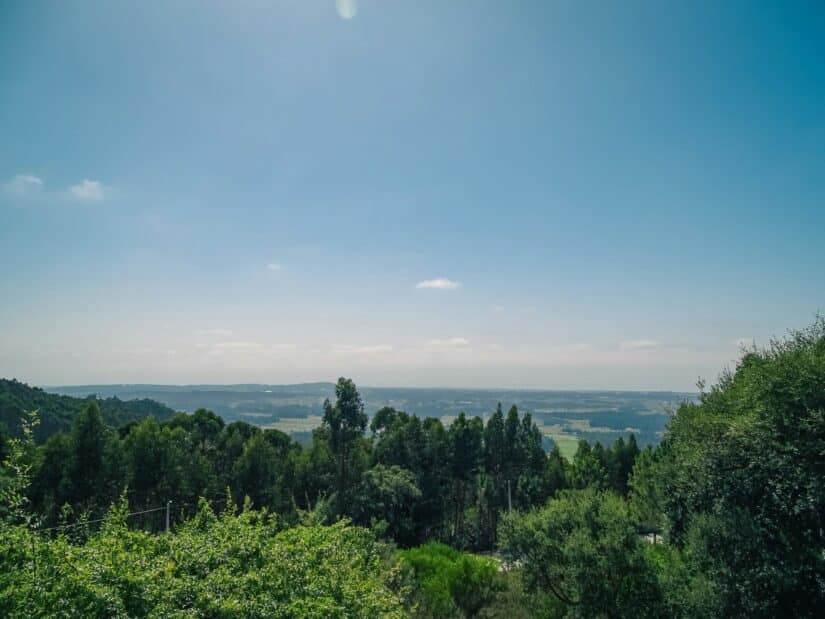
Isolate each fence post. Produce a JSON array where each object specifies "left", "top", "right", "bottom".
[{"left": 165, "top": 501, "right": 172, "bottom": 533}]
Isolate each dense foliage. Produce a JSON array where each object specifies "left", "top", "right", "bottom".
[
  {"left": 0, "top": 498, "right": 407, "bottom": 618},
  {"left": 647, "top": 320, "right": 825, "bottom": 616},
  {"left": 0, "top": 378, "right": 176, "bottom": 442},
  {"left": 14, "top": 377, "right": 636, "bottom": 549},
  {"left": 1, "top": 318, "right": 823, "bottom": 616},
  {"left": 400, "top": 542, "right": 501, "bottom": 617},
  {"left": 499, "top": 319, "right": 825, "bottom": 617}
]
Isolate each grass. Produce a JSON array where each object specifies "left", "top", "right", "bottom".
[
  {"left": 266, "top": 415, "right": 323, "bottom": 434},
  {"left": 547, "top": 434, "right": 579, "bottom": 461}
]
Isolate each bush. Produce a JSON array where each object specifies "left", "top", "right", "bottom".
[
  {"left": 400, "top": 542, "right": 502, "bottom": 618},
  {"left": 0, "top": 498, "right": 408, "bottom": 618}
]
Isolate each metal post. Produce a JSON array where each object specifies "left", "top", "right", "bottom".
[
  {"left": 165, "top": 500, "right": 172, "bottom": 533},
  {"left": 507, "top": 479, "right": 512, "bottom": 513}
]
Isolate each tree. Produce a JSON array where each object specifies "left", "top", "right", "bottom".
[
  {"left": 68, "top": 401, "right": 108, "bottom": 507},
  {"left": 503, "top": 405, "right": 523, "bottom": 482},
  {"left": 321, "top": 378, "right": 368, "bottom": 511},
  {"left": 569, "top": 440, "right": 608, "bottom": 490},
  {"left": 352, "top": 464, "right": 421, "bottom": 545},
  {"left": 500, "top": 488, "right": 664, "bottom": 618},
  {"left": 484, "top": 404, "right": 506, "bottom": 478},
  {"left": 628, "top": 446, "right": 665, "bottom": 537},
  {"left": 543, "top": 445, "right": 568, "bottom": 498},
  {"left": 481, "top": 404, "right": 506, "bottom": 544},
  {"left": 648, "top": 318, "right": 825, "bottom": 616},
  {"left": 447, "top": 413, "right": 483, "bottom": 545},
  {"left": 400, "top": 542, "right": 502, "bottom": 618},
  {"left": 232, "top": 432, "right": 280, "bottom": 509},
  {"left": 515, "top": 411, "right": 549, "bottom": 509}
]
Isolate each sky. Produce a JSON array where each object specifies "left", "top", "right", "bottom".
[{"left": 1, "top": 1, "right": 823, "bottom": 390}]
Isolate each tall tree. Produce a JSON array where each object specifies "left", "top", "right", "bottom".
[
  {"left": 447, "top": 413, "right": 483, "bottom": 545},
  {"left": 321, "top": 377, "right": 368, "bottom": 510},
  {"left": 68, "top": 401, "right": 107, "bottom": 507},
  {"left": 232, "top": 432, "right": 279, "bottom": 510}
]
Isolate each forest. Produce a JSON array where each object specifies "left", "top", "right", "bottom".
[{"left": 1, "top": 319, "right": 823, "bottom": 617}]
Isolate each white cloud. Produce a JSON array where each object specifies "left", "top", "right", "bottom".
[
  {"left": 354, "top": 344, "right": 393, "bottom": 354},
  {"left": 69, "top": 179, "right": 105, "bottom": 202},
  {"left": 415, "top": 278, "right": 461, "bottom": 290},
  {"left": 4, "top": 173, "right": 42, "bottom": 197},
  {"left": 335, "top": 344, "right": 394, "bottom": 355},
  {"left": 195, "top": 328, "right": 233, "bottom": 338},
  {"left": 425, "top": 337, "right": 470, "bottom": 349},
  {"left": 213, "top": 341, "right": 262, "bottom": 351},
  {"left": 266, "top": 263, "right": 282, "bottom": 271},
  {"left": 619, "top": 339, "right": 661, "bottom": 351}
]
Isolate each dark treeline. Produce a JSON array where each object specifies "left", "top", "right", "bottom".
[
  {"left": 0, "top": 378, "right": 176, "bottom": 442},
  {"left": 18, "top": 377, "right": 639, "bottom": 550}
]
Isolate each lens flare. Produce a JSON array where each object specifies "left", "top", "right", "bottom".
[{"left": 335, "top": 0, "right": 358, "bottom": 20}]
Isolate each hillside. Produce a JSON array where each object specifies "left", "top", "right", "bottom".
[{"left": 0, "top": 378, "right": 176, "bottom": 442}]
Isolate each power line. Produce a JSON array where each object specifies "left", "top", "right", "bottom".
[{"left": 34, "top": 504, "right": 169, "bottom": 533}]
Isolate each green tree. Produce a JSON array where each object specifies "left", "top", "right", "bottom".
[
  {"left": 68, "top": 401, "right": 108, "bottom": 507},
  {"left": 500, "top": 488, "right": 664, "bottom": 618},
  {"left": 322, "top": 377, "right": 368, "bottom": 511},
  {"left": 447, "top": 413, "right": 483, "bottom": 545},
  {"left": 232, "top": 431, "right": 280, "bottom": 509},
  {"left": 352, "top": 464, "right": 421, "bottom": 545},
  {"left": 400, "top": 542, "right": 502, "bottom": 618},
  {"left": 650, "top": 319, "right": 825, "bottom": 617},
  {"left": 569, "top": 440, "right": 608, "bottom": 490}
]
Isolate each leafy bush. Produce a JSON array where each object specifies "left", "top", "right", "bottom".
[
  {"left": 0, "top": 498, "right": 408, "bottom": 618},
  {"left": 400, "top": 542, "right": 502, "bottom": 618}
]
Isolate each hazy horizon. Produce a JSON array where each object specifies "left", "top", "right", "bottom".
[
  {"left": 2, "top": 2, "right": 823, "bottom": 391},
  {"left": 40, "top": 379, "right": 695, "bottom": 395}
]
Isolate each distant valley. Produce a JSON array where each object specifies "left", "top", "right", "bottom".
[{"left": 48, "top": 383, "right": 693, "bottom": 458}]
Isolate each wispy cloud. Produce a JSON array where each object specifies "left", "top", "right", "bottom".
[
  {"left": 334, "top": 344, "right": 393, "bottom": 355},
  {"left": 415, "top": 277, "right": 460, "bottom": 290},
  {"left": 619, "top": 339, "right": 661, "bottom": 351},
  {"left": 69, "top": 179, "right": 105, "bottom": 202},
  {"left": 212, "top": 341, "right": 262, "bottom": 351},
  {"left": 355, "top": 344, "right": 393, "bottom": 354},
  {"left": 425, "top": 337, "right": 470, "bottom": 349},
  {"left": 195, "top": 328, "right": 233, "bottom": 338},
  {"left": 266, "top": 263, "right": 283, "bottom": 271},
  {"left": 4, "top": 173, "right": 43, "bottom": 197}
]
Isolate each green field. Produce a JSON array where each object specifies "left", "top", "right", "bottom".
[
  {"left": 547, "top": 434, "right": 579, "bottom": 461},
  {"left": 266, "top": 415, "right": 324, "bottom": 434}
]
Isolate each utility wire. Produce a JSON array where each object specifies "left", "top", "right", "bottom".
[{"left": 34, "top": 505, "right": 168, "bottom": 533}]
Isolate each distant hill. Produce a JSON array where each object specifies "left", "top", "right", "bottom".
[{"left": 0, "top": 378, "right": 177, "bottom": 442}]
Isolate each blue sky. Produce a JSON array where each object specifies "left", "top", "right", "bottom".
[{"left": 1, "top": 1, "right": 823, "bottom": 389}]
